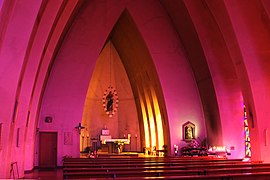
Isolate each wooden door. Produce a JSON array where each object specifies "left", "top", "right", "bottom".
[{"left": 39, "top": 132, "right": 57, "bottom": 168}]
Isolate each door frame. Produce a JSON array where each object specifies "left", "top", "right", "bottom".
[{"left": 39, "top": 131, "right": 58, "bottom": 168}]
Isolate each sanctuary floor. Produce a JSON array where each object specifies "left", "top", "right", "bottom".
[
  {"left": 23, "top": 168, "right": 63, "bottom": 180},
  {"left": 22, "top": 152, "right": 147, "bottom": 179}
]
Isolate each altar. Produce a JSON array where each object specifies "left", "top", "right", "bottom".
[{"left": 99, "top": 129, "right": 130, "bottom": 153}]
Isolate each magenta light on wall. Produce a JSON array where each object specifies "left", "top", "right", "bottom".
[{"left": 0, "top": 123, "right": 2, "bottom": 150}]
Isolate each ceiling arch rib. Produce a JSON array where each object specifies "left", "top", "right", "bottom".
[
  {"left": 110, "top": 10, "right": 170, "bottom": 150},
  {"left": 21, "top": 0, "right": 85, "bottom": 170}
]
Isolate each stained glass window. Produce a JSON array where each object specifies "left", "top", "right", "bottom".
[{"left": 244, "top": 105, "right": 251, "bottom": 157}]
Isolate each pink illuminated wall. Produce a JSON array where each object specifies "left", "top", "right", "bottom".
[
  {"left": 183, "top": 0, "right": 244, "bottom": 159},
  {"left": 0, "top": 0, "right": 42, "bottom": 177},
  {"left": 1, "top": 0, "right": 270, "bottom": 179}
]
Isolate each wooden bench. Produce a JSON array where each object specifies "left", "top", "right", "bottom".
[
  {"left": 115, "top": 171, "right": 270, "bottom": 179},
  {"left": 62, "top": 157, "right": 249, "bottom": 165},
  {"left": 63, "top": 157, "right": 270, "bottom": 179},
  {"left": 63, "top": 168, "right": 270, "bottom": 179},
  {"left": 63, "top": 169, "right": 205, "bottom": 179},
  {"left": 63, "top": 157, "right": 242, "bottom": 162},
  {"left": 63, "top": 161, "right": 267, "bottom": 169},
  {"left": 63, "top": 163, "right": 270, "bottom": 172}
]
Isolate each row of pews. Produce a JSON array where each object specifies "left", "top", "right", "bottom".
[{"left": 63, "top": 156, "right": 270, "bottom": 179}]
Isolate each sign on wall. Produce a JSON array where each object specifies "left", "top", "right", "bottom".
[{"left": 64, "top": 132, "right": 73, "bottom": 145}]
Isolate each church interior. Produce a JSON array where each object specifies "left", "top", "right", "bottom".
[{"left": 1, "top": 0, "right": 270, "bottom": 179}]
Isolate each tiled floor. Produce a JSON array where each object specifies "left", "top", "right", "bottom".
[{"left": 23, "top": 168, "right": 63, "bottom": 180}]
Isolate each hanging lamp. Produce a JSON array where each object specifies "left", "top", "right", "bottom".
[{"left": 102, "top": 41, "right": 119, "bottom": 117}]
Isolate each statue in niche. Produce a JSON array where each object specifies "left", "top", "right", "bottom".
[
  {"left": 185, "top": 126, "right": 193, "bottom": 139},
  {"left": 183, "top": 121, "right": 195, "bottom": 141},
  {"left": 106, "top": 91, "right": 114, "bottom": 112},
  {"left": 102, "top": 86, "right": 119, "bottom": 117}
]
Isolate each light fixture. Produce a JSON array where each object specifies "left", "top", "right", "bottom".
[{"left": 102, "top": 41, "right": 119, "bottom": 117}]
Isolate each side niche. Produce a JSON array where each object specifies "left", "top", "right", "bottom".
[{"left": 182, "top": 121, "right": 195, "bottom": 141}]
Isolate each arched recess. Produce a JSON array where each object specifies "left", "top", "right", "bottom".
[
  {"left": 161, "top": 1, "right": 223, "bottom": 146},
  {"left": 221, "top": 0, "right": 270, "bottom": 162},
  {"left": 182, "top": 0, "right": 245, "bottom": 159},
  {"left": 201, "top": 0, "right": 257, "bottom": 160},
  {"left": 81, "top": 10, "right": 170, "bottom": 153},
  {"left": 81, "top": 41, "right": 141, "bottom": 152}
]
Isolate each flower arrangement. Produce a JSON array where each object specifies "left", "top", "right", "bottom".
[{"left": 189, "top": 139, "right": 199, "bottom": 148}]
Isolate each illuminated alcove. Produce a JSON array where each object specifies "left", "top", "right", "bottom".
[
  {"left": 80, "top": 10, "right": 170, "bottom": 153},
  {"left": 106, "top": 10, "right": 170, "bottom": 152},
  {"left": 81, "top": 41, "right": 141, "bottom": 152}
]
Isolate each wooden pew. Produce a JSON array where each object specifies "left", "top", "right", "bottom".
[
  {"left": 63, "top": 156, "right": 241, "bottom": 163},
  {"left": 63, "top": 161, "right": 266, "bottom": 169},
  {"left": 115, "top": 172, "right": 270, "bottom": 180},
  {"left": 63, "top": 164, "right": 270, "bottom": 172},
  {"left": 63, "top": 169, "right": 205, "bottom": 179},
  {"left": 62, "top": 157, "right": 270, "bottom": 179},
  {"left": 63, "top": 168, "right": 270, "bottom": 179},
  {"left": 62, "top": 157, "right": 247, "bottom": 166}
]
